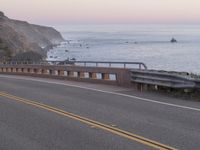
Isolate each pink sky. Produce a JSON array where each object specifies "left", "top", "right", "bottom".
[{"left": 1, "top": 0, "right": 200, "bottom": 24}]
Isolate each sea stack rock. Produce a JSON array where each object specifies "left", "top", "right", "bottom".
[{"left": 170, "top": 38, "right": 177, "bottom": 43}]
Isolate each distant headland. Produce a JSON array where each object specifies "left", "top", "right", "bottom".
[{"left": 0, "top": 11, "right": 64, "bottom": 61}]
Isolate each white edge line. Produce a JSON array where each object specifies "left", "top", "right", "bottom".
[{"left": 0, "top": 75, "right": 200, "bottom": 112}]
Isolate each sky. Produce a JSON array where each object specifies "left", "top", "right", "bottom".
[{"left": 1, "top": 0, "right": 200, "bottom": 25}]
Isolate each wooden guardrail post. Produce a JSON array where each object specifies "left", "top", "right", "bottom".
[
  {"left": 68, "top": 71, "right": 74, "bottom": 77},
  {"left": 13, "top": 68, "right": 16, "bottom": 73},
  {"left": 78, "top": 72, "right": 85, "bottom": 78},
  {"left": 89, "top": 72, "right": 97, "bottom": 79},
  {"left": 23, "top": 68, "right": 28, "bottom": 73},
  {"left": 7, "top": 68, "right": 11, "bottom": 72},
  {"left": 102, "top": 73, "right": 110, "bottom": 80},
  {"left": 30, "top": 68, "right": 34, "bottom": 73},
  {"left": 37, "top": 68, "right": 42, "bottom": 74},
  {"left": 58, "top": 70, "right": 65, "bottom": 76},
  {"left": 18, "top": 68, "right": 23, "bottom": 73},
  {"left": 3, "top": 68, "right": 7, "bottom": 72},
  {"left": 49, "top": 69, "right": 55, "bottom": 75}
]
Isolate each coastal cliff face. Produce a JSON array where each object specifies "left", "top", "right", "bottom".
[{"left": 0, "top": 11, "right": 64, "bottom": 60}]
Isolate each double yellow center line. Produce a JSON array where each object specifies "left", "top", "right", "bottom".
[{"left": 0, "top": 91, "right": 177, "bottom": 150}]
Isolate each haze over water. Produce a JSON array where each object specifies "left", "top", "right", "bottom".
[
  {"left": 48, "top": 24, "right": 200, "bottom": 73},
  {"left": 2, "top": 0, "right": 200, "bottom": 73}
]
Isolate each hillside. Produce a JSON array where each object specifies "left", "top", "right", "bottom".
[{"left": 0, "top": 11, "right": 64, "bottom": 61}]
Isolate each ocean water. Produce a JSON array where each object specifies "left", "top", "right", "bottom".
[{"left": 48, "top": 24, "right": 200, "bottom": 73}]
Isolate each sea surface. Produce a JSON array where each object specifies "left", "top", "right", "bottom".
[{"left": 47, "top": 24, "right": 200, "bottom": 73}]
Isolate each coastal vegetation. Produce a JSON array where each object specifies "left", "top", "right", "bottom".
[
  {"left": 0, "top": 38, "right": 11, "bottom": 61},
  {"left": 11, "top": 51, "right": 43, "bottom": 62}
]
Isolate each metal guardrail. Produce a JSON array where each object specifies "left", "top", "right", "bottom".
[
  {"left": 131, "top": 69, "right": 200, "bottom": 89},
  {"left": 74, "top": 61, "right": 147, "bottom": 69},
  {"left": 0, "top": 61, "right": 148, "bottom": 70}
]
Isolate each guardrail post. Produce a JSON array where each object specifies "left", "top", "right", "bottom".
[
  {"left": 41, "top": 69, "right": 44, "bottom": 74},
  {"left": 45, "top": 69, "right": 49, "bottom": 75},
  {"left": 124, "top": 64, "right": 126, "bottom": 68},
  {"left": 27, "top": 68, "right": 30, "bottom": 73},
  {"left": 136, "top": 83, "right": 148, "bottom": 91},
  {"left": 3, "top": 68, "right": 7, "bottom": 72},
  {"left": 53, "top": 70, "right": 57, "bottom": 75},
  {"left": 7, "top": 68, "right": 11, "bottom": 72},
  {"left": 89, "top": 72, "right": 97, "bottom": 79},
  {"left": 37, "top": 69, "right": 42, "bottom": 74},
  {"left": 30, "top": 68, "right": 34, "bottom": 74},
  {"left": 137, "top": 83, "right": 142, "bottom": 91},
  {"left": 58, "top": 70, "right": 64, "bottom": 76},
  {"left": 102, "top": 73, "right": 110, "bottom": 80},
  {"left": 33, "top": 68, "right": 37, "bottom": 74},
  {"left": 68, "top": 71, "right": 74, "bottom": 77},
  {"left": 49, "top": 69, "right": 54, "bottom": 75},
  {"left": 18, "top": 68, "right": 22, "bottom": 73},
  {"left": 139, "top": 64, "right": 141, "bottom": 70},
  {"left": 78, "top": 72, "right": 85, "bottom": 78},
  {"left": 12, "top": 68, "right": 16, "bottom": 73},
  {"left": 23, "top": 68, "right": 28, "bottom": 73},
  {"left": 42, "top": 69, "right": 48, "bottom": 74}
]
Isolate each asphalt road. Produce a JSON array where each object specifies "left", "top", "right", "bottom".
[{"left": 0, "top": 75, "right": 200, "bottom": 150}]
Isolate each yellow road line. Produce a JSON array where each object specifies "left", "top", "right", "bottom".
[{"left": 0, "top": 91, "right": 177, "bottom": 150}]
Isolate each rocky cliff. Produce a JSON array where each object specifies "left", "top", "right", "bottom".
[{"left": 0, "top": 11, "right": 64, "bottom": 60}]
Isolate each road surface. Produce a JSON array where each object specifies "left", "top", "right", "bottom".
[{"left": 0, "top": 75, "right": 200, "bottom": 150}]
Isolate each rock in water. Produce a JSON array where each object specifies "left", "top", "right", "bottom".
[{"left": 170, "top": 38, "right": 177, "bottom": 43}]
